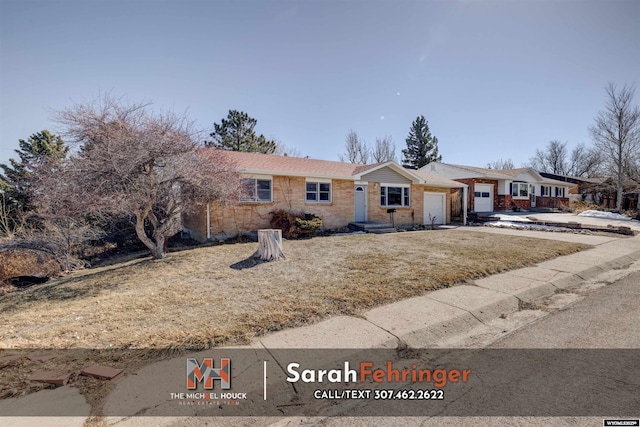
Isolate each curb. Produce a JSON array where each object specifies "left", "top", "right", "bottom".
[{"left": 390, "top": 242, "right": 640, "bottom": 346}]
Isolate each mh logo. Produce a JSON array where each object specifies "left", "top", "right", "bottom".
[{"left": 186, "top": 358, "right": 231, "bottom": 390}]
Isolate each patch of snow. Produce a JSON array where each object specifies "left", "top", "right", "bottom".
[
  {"left": 577, "top": 210, "right": 632, "bottom": 221},
  {"left": 485, "top": 221, "right": 572, "bottom": 232},
  {"left": 489, "top": 214, "right": 532, "bottom": 222}
]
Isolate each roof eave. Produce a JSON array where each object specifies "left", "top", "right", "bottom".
[
  {"left": 356, "top": 161, "right": 424, "bottom": 183},
  {"left": 239, "top": 168, "right": 354, "bottom": 180}
]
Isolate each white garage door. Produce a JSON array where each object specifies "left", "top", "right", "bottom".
[
  {"left": 424, "top": 192, "right": 445, "bottom": 225},
  {"left": 474, "top": 184, "right": 493, "bottom": 212}
]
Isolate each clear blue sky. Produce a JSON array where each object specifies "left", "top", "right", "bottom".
[{"left": 1, "top": 0, "right": 638, "bottom": 168}]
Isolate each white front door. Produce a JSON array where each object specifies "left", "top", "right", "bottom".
[
  {"left": 424, "top": 192, "right": 445, "bottom": 225},
  {"left": 354, "top": 185, "right": 367, "bottom": 222},
  {"left": 474, "top": 184, "right": 493, "bottom": 212},
  {"left": 530, "top": 184, "right": 536, "bottom": 207}
]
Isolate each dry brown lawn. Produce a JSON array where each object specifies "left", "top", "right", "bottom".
[
  {"left": 0, "top": 229, "right": 589, "bottom": 409},
  {"left": 1, "top": 229, "right": 589, "bottom": 350}
]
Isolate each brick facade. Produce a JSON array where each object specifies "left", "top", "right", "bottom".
[
  {"left": 495, "top": 194, "right": 512, "bottom": 211},
  {"left": 365, "top": 184, "right": 450, "bottom": 226},
  {"left": 454, "top": 178, "right": 499, "bottom": 212},
  {"left": 183, "top": 177, "right": 452, "bottom": 241},
  {"left": 512, "top": 198, "right": 531, "bottom": 210},
  {"left": 536, "top": 196, "right": 569, "bottom": 209}
]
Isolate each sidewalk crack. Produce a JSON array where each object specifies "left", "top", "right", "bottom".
[
  {"left": 258, "top": 342, "right": 298, "bottom": 394},
  {"left": 361, "top": 318, "right": 410, "bottom": 349}
]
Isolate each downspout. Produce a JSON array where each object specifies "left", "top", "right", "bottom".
[
  {"left": 463, "top": 185, "right": 468, "bottom": 225},
  {"left": 206, "top": 202, "right": 211, "bottom": 241}
]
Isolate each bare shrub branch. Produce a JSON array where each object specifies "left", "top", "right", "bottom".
[{"left": 45, "top": 96, "right": 240, "bottom": 259}]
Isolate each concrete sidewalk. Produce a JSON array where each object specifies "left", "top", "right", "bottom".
[
  {"left": 2, "top": 223, "right": 639, "bottom": 426},
  {"left": 100, "top": 225, "right": 640, "bottom": 425}
]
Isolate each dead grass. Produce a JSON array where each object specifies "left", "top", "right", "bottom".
[
  {"left": 570, "top": 200, "right": 603, "bottom": 214},
  {"left": 0, "top": 229, "right": 590, "bottom": 409},
  {"left": 0, "top": 229, "right": 590, "bottom": 350}
]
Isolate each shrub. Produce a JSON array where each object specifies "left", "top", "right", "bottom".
[
  {"left": 570, "top": 201, "right": 602, "bottom": 214},
  {"left": 270, "top": 210, "right": 323, "bottom": 239}
]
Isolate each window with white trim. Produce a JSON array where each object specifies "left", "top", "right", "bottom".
[
  {"left": 555, "top": 187, "right": 565, "bottom": 197},
  {"left": 306, "top": 181, "right": 331, "bottom": 203},
  {"left": 541, "top": 186, "right": 551, "bottom": 196},
  {"left": 380, "top": 185, "right": 410, "bottom": 207},
  {"left": 241, "top": 178, "right": 272, "bottom": 202},
  {"left": 511, "top": 182, "right": 529, "bottom": 198}
]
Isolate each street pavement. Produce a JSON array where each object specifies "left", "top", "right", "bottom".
[{"left": 1, "top": 213, "right": 639, "bottom": 427}]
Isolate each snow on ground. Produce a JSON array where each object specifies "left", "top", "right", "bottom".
[
  {"left": 484, "top": 221, "right": 573, "bottom": 232},
  {"left": 577, "top": 210, "right": 633, "bottom": 221},
  {"left": 489, "top": 214, "right": 532, "bottom": 222}
]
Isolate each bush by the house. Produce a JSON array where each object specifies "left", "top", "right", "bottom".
[
  {"left": 270, "top": 210, "right": 323, "bottom": 239},
  {"left": 570, "top": 201, "right": 603, "bottom": 214}
]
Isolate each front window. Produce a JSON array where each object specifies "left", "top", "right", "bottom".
[
  {"left": 381, "top": 186, "right": 410, "bottom": 207},
  {"left": 306, "top": 181, "right": 331, "bottom": 203},
  {"left": 241, "top": 178, "right": 272, "bottom": 202},
  {"left": 511, "top": 183, "right": 529, "bottom": 198},
  {"left": 541, "top": 186, "right": 550, "bottom": 196}
]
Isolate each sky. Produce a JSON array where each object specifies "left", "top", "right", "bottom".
[{"left": 1, "top": 0, "right": 639, "bottom": 169}]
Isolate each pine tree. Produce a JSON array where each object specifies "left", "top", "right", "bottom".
[
  {"left": 401, "top": 115, "right": 442, "bottom": 169},
  {"left": 0, "top": 130, "right": 69, "bottom": 209},
  {"left": 206, "top": 110, "right": 277, "bottom": 154}
]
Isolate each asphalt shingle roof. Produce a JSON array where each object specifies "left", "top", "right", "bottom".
[
  {"left": 201, "top": 150, "right": 465, "bottom": 188},
  {"left": 212, "top": 150, "right": 380, "bottom": 178}
]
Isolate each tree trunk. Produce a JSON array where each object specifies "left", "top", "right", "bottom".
[
  {"left": 134, "top": 212, "right": 165, "bottom": 259},
  {"left": 253, "top": 229, "right": 286, "bottom": 261}
]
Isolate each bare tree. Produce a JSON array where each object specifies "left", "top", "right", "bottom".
[
  {"left": 528, "top": 140, "right": 602, "bottom": 177},
  {"left": 568, "top": 143, "right": 603, "bottom": 177},
  {"left": 28, "top": 158, "right": 105, "bottom": 268},
  {"left": 626, "top": 157, "right": 640, "bottom": 183},
  {"left": 273, "top": 141, "right": 303, "bottom": 158},
  {"left": 371, "top": 135, "right": 397, "bottom": 163},
  {"left": 339, "top": 130, "right": 370, "bottom": 164},
  {"left": 50, "top": 96, "right": 240, "bottom": 259},
  {"left": 590, "top": 83, "right": 640, "bottom": 211},
  {"left": 529, "top": 140, "right": 568, "bottom": 174},
  {"left": 487, "top": 158, "right": 515, "bottom": 170}
]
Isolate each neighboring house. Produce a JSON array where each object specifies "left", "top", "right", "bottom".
[
  {"left": 420, "top": 163, "right": 572, "bottom": 212},
  {"left": 540, "top": 172, "right": 640, "bottom": 210},
  {"left": 183, "top": 151, "right": 467, "bottom": 241}
]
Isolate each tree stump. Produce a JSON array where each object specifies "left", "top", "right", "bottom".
[{"left": 253, "top": 229, "right": 286, "bottom": 261}]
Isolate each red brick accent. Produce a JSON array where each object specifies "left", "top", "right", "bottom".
[
  {"left": 454, "top": 178, "right": 499, "bottom": 212},
  {"left": 536, "top": 197, "right": 570, "bottom": 209},
  {"left": 512, "top": 199, "right": 531, "bottom": 210},
  {"left": 495, "top": 195, "right": 512, "bottom": 211}
]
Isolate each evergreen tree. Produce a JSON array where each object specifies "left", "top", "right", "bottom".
[
  {"left": 401, "top": 115, "right": 442, "bottom": 169},
  {"left": 0, "top": 130, "right": 69, "bottom": 210},
  {"left": 206, "top": 110, "right": 277, "bottom": 154}
]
